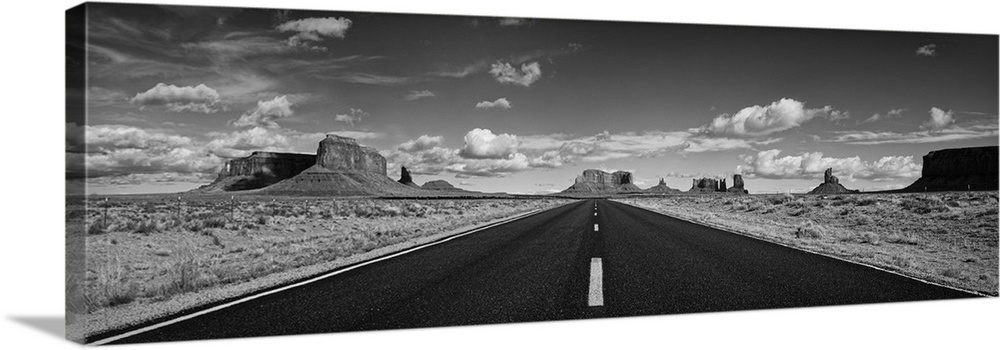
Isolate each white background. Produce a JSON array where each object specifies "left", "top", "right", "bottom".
[{"left": 1, "top": 0, "right": 998, "bottom": 349}]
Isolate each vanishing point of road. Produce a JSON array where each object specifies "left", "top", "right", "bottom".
[{"left": 93, "top": 199, "right": 976, "bottom": 344}]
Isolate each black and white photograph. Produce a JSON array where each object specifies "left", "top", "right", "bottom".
[{"left": 8, "top": 0, "right": 1000, "bottom": 348}]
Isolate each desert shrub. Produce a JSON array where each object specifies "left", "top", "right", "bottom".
[
  {"left": 382, "top": 205, "right": 402, "bottom": 217},
  {"left": 885, "top": 232, "right": 921, "bottom": 245},
  {"left": 833, "top": 196, "right": 856, "bottom": 206},
  {"left": 855, "top": 197, "right": 877, "bottom": 206},
  {"left": 853, "top": 214, "right": 873, "bottom": 226},
  {"left": 203, "top": 215, "right": 228, "bottom": 229},
  {"left": 941, "top": 268, "right": 963, "bottom": 279},
  {"left": 768, "top": 193, "right": 796, "bottom": 205},
  {"left": 255, "top": 216, "right": 269, "bottom": 225},
  {"left": 839, "top": 207, "right": 852, "bottom": 216},
  {"left": 104, "top": 282, "right": 139, "bottom": 307},
  {"left": 786, "top": 207, "right": 810, "bottom": 217},
  {"left": 204, "top": 231, "right": 224, "bottom": 248},
  {"left": 152, "top": 253, "right": 204, "bottom": 298},
  {"left": 134, "top": 220, "right": 159, "bottom": 234},
  {"left": 855, "top": 232, "right": 881, "bottom": 245},
  {"left": 890, "top": 255, "right": 912, "bottom": 269},
  {"left": 945, "top": 200, "right": 964, "bottom": 208},
  {"left": 937, "top": 211, "right": 961, "bottom": 220},
  {"left": 67, "top": 209, "right": 87, "bottom": 220},
  {"left": 900, "top": 197, "right": 949, "bottom": 214},
  {"left": 87, "top": 255, "right": 140, "bottom": 309},
  {"left": 786, "top": 198, "right": 807, "bottom": 208},
  {"left": 183, "top": 219, "right": 205, "bottom": 233},
  {"left": 795, "top": 221, "right": 826, "bottom": 239},
  {"left": 352, "top": 205, "right": 375, "bottom": 218},
  {"left": 87, "top": 222, "right": 107, "bottom": 235},
  {"left": 743, "top": 200, "right": 766, "bottom": 212},
  {"left": 403, "top": 202, "right": 432, "bottom": 217}
]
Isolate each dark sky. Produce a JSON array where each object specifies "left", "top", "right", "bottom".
[{"left": 72, "top": 2, "right": 998, "bottom": 194}]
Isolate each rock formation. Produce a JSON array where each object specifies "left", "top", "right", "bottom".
[
  {"left": 316, "top": 134, "right": 386, "bottom": 175},
  {"left": 727, "top": 174, "right": 749, "bottom": 194},
  {"left": 261, "top": 134, "right": 423, "bottom": 196},
  {"left": 808, "top": 168, "right": 858, "bottom": 194},
  {"left": 196, "top": 152, "right": 315, "bottom": 192},
  {"left": 688, "top": 178, "right": 720, "bottom": 193},
  {"left": 902, "top": 146, "right": 999, "bottom": 192},
  {"left": 644, "top": 178, "right": 681, "bottom": 193},
  {"left": 421, "top": 180, "right": 465, "bottom": 191},
  {"left": 398, "top": 166, "right": 420, "bottom": 188},
  {"left": 561, "top": 169, "right": 643, "bottom": 193}
]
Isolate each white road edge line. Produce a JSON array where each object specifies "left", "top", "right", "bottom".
[
  {"left": 588, "top": 258, "right": 604, "bottom": 306},
  {"left": 87, "top": 206, "right": 557, "bottom": 345}
]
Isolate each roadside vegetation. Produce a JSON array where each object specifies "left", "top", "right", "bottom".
[
  {"left": 65, "top": 196, "right": 569, "bottom": 333},
  {"left": 615, "top": 192, "right": 998, "bottom": 296}
]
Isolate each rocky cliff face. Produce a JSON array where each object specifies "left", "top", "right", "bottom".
[
  {"left": 903, "top": 146, "right": 999, "bottom": 192},
  {"left": 645, "top": 178, "right": 680, "bottom": 193},
  {"left": 688, "top": 178, "right": 720, "bottom": 193},
  {"left": 727, "top": 174, "right": 748, "bottom": 194},
  {"left": 196, "top": 152, "right": 316, "bottom": 192},
  {"left": 562, "top": 169, "right": 642, "bottom": 193},
  {"left": 421, "top": 180, "right": 465, "bottom": 191},
  {"left": 316, "top": 134, "right": 387, "bottom": 176},
  {"left": 398, "top": 166, "right": 420, "bottom": 188},
  {"left": 808, "top": 168, "right": 857, "bottom": 194},
  {"left": 259, "top": 134, "right": 422, "bottom": 196}
]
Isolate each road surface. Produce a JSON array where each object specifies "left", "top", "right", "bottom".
[{"left": 94, "top": 199, "right": 975, "bottom": 344}]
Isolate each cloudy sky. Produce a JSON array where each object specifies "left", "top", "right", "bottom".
[{"left": 67, "top": 2, "right": 998, "bottom": 195}]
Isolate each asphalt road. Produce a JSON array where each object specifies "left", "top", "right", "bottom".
[{"left": 98, "top": 199, "right": 976, "bottom": 344}]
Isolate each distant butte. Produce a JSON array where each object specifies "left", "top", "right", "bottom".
[
  {"left": 901, "top": 146, "right": 999, "bottom": 192},
  {"left": 561, "top": 169, "right": 642, "bottom": 194},
  {"left": 808, "top": 168, "right": 858, "bottom": 194}
]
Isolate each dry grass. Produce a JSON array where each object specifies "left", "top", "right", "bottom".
[{"left": 615, "top": 192, "right": 998, "bottom": 295}]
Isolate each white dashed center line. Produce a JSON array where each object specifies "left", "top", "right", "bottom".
[
  {"left": 594, "top": 224, "right": 599, "bottom": 231},
  {"left": 588, "top": 258, "right": 604, "bottom": 306}
]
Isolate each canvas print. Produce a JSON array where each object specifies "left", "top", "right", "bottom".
[{"left": 66, "top": 2, "right": 998, "bottom": 345}]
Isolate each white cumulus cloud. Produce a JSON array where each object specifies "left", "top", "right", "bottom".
[
  {"left": 206, "top": 126, "right": 291, "bottom": 157},
  {"left": 475, "top": 97, "right": 512, "bottom": 110},
  {"left": 398, "top": 135, "right": 443, "bottom": 152},
  {"left": 233, "top": 95, "right": 294, "bottom": 129},
  {"left": 131, "top": 83, "right": 221, "bottom": 113},
  {"left": 696, "top": 98, "right": 837, "bottom": 137},
  {"left": 459, "top": 128, "right": 519, "bottom": 159},
  {"left": 738, "top": 149, "right": 921, "bottom": 181},
  {"left": 489, "top": 61, "right": 542, "bottom": 87},
  {"left": 922, "top": 107, "right": 955, "bottom": 130},
  {"left": 276, "top": 17, "right": 352, "bottom": 49}
]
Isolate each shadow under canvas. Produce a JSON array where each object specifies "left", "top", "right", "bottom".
[{"left": 9, "top": 316, "right": 65, "bottom": 340}]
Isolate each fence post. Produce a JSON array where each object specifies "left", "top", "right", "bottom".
[
  {"left": 103, "top": 197, "right": 109, "bottom": 227},
  {"left": 230, "top": 195, "right": 236, "bottom": 223}
]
